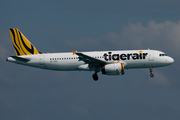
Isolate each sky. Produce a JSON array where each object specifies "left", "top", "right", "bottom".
[{"left": 0, "top": 0, "right": 180, "bottom": 120}]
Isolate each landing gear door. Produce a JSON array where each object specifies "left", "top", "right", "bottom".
[
  {"left": 39, "top": 55, "right": 45, "bottom": 65},
  {"left": 149, "top": 51, "right": 154, "bottom": 61}
]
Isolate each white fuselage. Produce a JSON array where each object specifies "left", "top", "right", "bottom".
[
  {"left": 7, "top": 49, "right": 174, "bottom": 72},
  {"left": 7, "top": 28, "right": 174, "bottom": 80}
]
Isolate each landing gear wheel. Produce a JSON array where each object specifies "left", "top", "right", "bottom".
[
  {"left": 92, "top": 73, "right": 98, "bottom": 81},
  {"left": 150, "top": 73, "right": 154, "bottom": 78},
  {"left": 149, "top": 68, "right": 154, "bottom": 78}
]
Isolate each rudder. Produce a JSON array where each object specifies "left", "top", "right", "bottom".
[{"left": 9, "top": 28, "right": 42, "bottom": 56}]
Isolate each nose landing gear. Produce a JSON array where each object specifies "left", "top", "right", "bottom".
[{"left": 149, "top": 68, "right": 154, "bottom": 78}]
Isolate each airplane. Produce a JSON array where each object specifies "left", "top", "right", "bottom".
[{"left": 6, "top": 28, "right": 174, "bottom": 81}]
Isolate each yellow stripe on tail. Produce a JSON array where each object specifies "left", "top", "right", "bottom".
[{"left": 9, "top": 28, "right": 43, "bottom": 56}]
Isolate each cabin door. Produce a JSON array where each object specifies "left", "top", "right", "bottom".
[
  {"left": 39, "top": 55, "right": 45, "bottom": 65},
  {"left": 149, "top": 51, "right": 154, "bottom": 61}
]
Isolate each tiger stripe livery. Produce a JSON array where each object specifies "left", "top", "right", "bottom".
[{"left": 9, "top": 28, "right": 42, "bottom": 56}]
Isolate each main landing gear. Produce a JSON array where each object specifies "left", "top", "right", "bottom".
[
  {"left": 92, "top": 72, "right": 98, "bottom": 81},
  {"left": 149, "top": 68, "right": 154, "bottom": 78}
]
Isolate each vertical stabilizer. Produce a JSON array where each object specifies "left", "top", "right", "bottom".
[{"left": 9, "top": 28, "right": 42, "bottom": 56}]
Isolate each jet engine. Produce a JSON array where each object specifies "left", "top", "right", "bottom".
[{"left": 101, "top": 63, "right": 124, "bottom": 75}]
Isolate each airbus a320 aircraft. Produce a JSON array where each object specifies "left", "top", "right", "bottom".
[{"left": 6, "top": 28, "right": 174, "bottom": 81}]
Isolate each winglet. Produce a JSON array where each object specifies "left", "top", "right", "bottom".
[{"left": 72, "top": 50, "right": 77, "bottom": 55}]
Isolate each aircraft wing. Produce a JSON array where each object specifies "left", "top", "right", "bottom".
[{"left": 72, "top": 51, "right": 107, "bottom": 66}]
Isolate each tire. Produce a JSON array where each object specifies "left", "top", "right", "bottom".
[
  {"left": 150, "top": 74, "right": 154, "bottom": 78},
  {"left": 92, "top": 73, "right": 98, "bottom": 81}
]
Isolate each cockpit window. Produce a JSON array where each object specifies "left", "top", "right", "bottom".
[{"left": 159, "top": 54, "right": 167, "bottom": 57}]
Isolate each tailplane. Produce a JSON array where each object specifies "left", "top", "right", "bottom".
[{"left": 9, "top": 28, "right": 42, "bottom": 56}]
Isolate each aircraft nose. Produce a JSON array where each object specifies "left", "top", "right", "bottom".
[
  {"left": 170, "top": 57, "right": 174, "bottom": 63},
  {"left": 167, "top": 57, "right": 174, "bottom": 64}
]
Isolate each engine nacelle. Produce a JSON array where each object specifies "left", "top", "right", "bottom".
[{"left": 101, "top": 63, "right": 125, "bottom": 75}]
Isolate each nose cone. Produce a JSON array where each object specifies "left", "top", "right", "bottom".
[{"left": 167, "top": 57, "right": 174, "bottom": 65}]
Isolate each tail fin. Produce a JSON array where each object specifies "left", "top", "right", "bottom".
[{"left": 9, "top": 28, "right": 43, "bottom": 56}]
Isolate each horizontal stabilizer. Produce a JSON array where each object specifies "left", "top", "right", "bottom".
[{"left": 10, "top": 56, "right": 30, "bottom": 62}]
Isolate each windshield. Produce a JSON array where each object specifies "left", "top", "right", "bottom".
[{"left": 159, "top": 53, "right": 167, "bottom": 56}]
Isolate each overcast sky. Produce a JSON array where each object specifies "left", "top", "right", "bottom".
[{"left": 0, "top": 0, "right": 180, "bottom": 120}]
